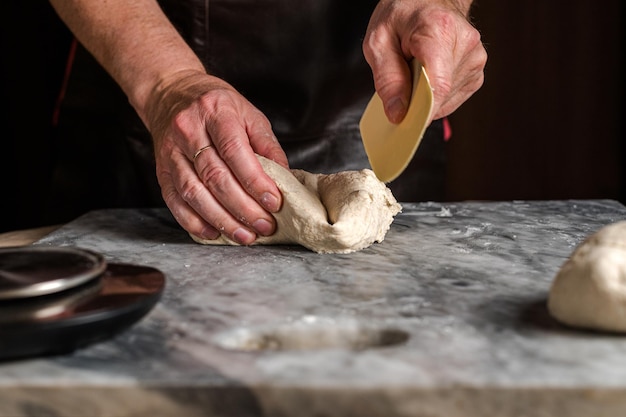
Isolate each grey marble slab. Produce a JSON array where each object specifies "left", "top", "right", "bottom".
[{"left": 2, "top": 200, "right": 626, "bottom": 417}]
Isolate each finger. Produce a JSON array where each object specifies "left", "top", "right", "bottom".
[
  {"left": 432, "top": 69, "right": 484, "bottom": 120},
  {"left": 363, "top": 23, "right": 413, "bottom": 124},
  {"left": 169, "top": 148, "right": 263, "bottom": 245},
  {"left": 206, "top": 103, "right": 284, "bottom": 214},
  {"left": 159, "top": 166, "right": 220, "bottom": 241},
  {"left": 155, "top": 110, "right": 228, "bottom": 240},
  {"left": 432, "top": 49, "right": 486, "bottom": 120},
  {"left": 419, "top": 51, "right": 454, "bottom": 123},
  {"left": 416, "top": 32, "right": 486, "bottom": 120},
  {"left": 192, "top": 142, "right": 277, "bottom": 240},
  {"left": 408, "top": 12, "right": 486, "bottom": 121},
  {"left": 162, "top": 90, "right": 281, "bottom": 242},
  {"left": 407, "top": 28, "right": 455, "bottom": 123},
  {"left": 247, "top": 108, "right": 290, "bottom": 170}
]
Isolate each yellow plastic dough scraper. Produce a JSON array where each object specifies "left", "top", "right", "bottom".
[{"left": 359, "top": 60, "right": 434, "bottom": 183}]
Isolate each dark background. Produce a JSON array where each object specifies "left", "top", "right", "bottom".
[
  {"left": 447, "top": 2, "right": 625, "bottom": 203},
  {"left": 1, "top": 1, "right": 624, "bottom": 233},
  {"left": 1, "top": 3, "right": 73, "bottom": 232}
]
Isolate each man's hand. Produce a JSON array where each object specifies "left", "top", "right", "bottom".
[
  {"left": 145, "top": 70, "right": 289, "bottom": 245},
  {"left": 49, "top": 0, "right": 290, "bottom": 245},
  {"left": 363, "top": 0, "right": 487, "bottom": 124}
]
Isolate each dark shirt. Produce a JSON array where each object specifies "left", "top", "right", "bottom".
[{"left": 47, "top": 0, "right": 445, "bottom": 225}]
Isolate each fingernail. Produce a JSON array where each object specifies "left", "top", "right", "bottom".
[
  {"left": 233, "top": 228, "right": 256, "bottom": 245},
  {"left": 253, "top": 218, "right": 274, "bottom": 236},
  {"left": 200, "top": 226, "right": 220, "bottom": 240},
  {"left": 386, "top": 97, "right": 406, "bottom": 124},
  {"left": 261, "top": 192, "right": 280, "bottom": 212}
]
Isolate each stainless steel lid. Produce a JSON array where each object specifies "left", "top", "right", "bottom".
[{"left": 0, "top": 246, "right": 107, "bottom": 299}]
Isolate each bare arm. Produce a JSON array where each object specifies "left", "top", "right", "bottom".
[
  {"left": 49, "top": 0, "right": 289, "bottom": 245},
  {"left": 49, "top": 0, "right": 204, "bottom": 122}
]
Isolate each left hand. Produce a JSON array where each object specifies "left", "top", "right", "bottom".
[
  {"left": 144, "top": 70, "right": 289, "bottom": 245},
  {"left": 363, "top": 0, "right": 487, "bottom": 124}
]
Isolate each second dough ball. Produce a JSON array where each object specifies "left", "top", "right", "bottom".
[{"left": 548, "top": 220, "right": 626, "bottom": 332}]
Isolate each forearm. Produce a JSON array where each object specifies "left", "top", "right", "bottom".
[{"left": 48, "top": 0, "right": 206, "bottom": 124}]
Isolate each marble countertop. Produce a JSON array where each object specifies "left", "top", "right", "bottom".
[{"left": 3, "top": 200, "right": 626, "bottom": 417}]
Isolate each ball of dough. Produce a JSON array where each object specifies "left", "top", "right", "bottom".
[
  {"left": 192, "top": 155, "right": 402, "bottom": 254},
  {"left": 548, "top": 221, "right": 626, "bottom": 332}
]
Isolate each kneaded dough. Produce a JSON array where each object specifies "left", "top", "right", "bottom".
[
  {"left": 191, "top": 155, "right": 402, "bottom": 254},
  {"left": 548, "top": 221, "right": 626, "bottom": 332}
]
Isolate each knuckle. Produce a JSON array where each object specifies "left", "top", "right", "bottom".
[
  {"left": 427, "top": 9, "right": 457, "bottom": 36},
  {"left": 159, "top": 180, "right": 178, "bottom": 205},
  {"left": 179, "top": 176, "right": 207, "bottom": 203},
  {"left": 465, "top": 26, "right": 482, "bottom": 48},
  {"left": 169, "top": 110, "right": 196, "bottom": 138},
  {"left": 155, "top": 138, "right": 176, "bottom": 160},
  {"left": 432, "top": 76, "right": 454, "bottom": 99},
  {"left": 478, "top": 46, "right": 489, "bottom": 66},
  {"left": 249, "top": 111, "right": 273, "bottom": 133},
  {"left": 362, "top": 27, "right": 389, "bottom": 65},
  {"left": 217, "top": 138, "right": 245, "bottom": 163},
  {"left": 196, "top": 163, "right": 230, "bottom": 195},
  {"left": 468, "top": 73, "right": 485, "bottom": 94},
  {"left": 201, "top": 89, "right": 234, "bottom": 119}
]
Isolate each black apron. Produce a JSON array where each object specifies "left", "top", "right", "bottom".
[{"left": 46, "top": 0, "right": 445, "bottom": 224}]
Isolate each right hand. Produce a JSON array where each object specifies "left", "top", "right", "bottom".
[
  {"left": 362, "top": 0, "right": 487, "bottom": 125},
  {"left": 144, "top": 70, "right": 290, "bottom": 245}
]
